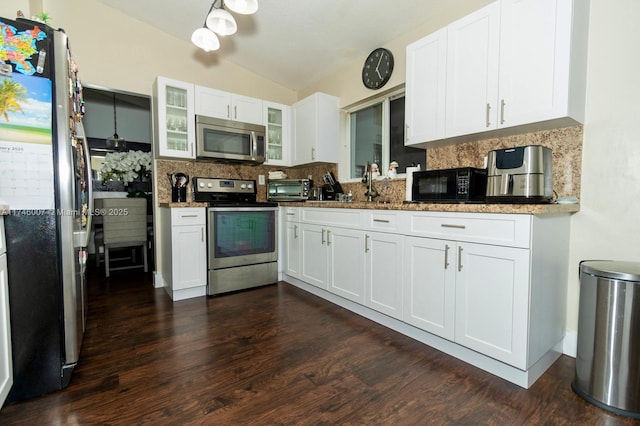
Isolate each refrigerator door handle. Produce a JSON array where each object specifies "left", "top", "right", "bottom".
[{"left": 72, "top": 120, "right": 93, "bottom": 248}]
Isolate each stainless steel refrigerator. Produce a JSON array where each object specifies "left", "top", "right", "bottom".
[{"left": 0, "top": 17, "right": 92, "bottom": 403}]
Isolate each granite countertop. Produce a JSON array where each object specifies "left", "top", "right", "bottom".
[
  {"left": 160, "top": 200, "right": 579, "bottom": 215},
  {"left": 284, "top": 201, "right": 579, "bottom": 215},
  {"left": 160, "top": 202, "right": 209, "bottom": 208}
]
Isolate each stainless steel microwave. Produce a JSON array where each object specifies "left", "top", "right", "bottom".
[{"left": 195, "top": 115, "right": 266, "bottom": 164}]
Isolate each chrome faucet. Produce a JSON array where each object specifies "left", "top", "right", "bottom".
[{"left": 362, "top": 162, "right": 379, "bottom": 202}]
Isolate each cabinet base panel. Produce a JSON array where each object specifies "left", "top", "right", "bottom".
[
  {"left": 284, "top": 274, "right": 562, "bottom": 389},
  {"left": 165, "top": 285, "right": 207, "bottom": 301}
]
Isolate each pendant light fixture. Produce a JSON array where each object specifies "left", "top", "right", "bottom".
[
  {"left": 224, "top": 0, "right": 259, "bottom": 15},
  {"left": 105, "top": 93, "right": 126, "bottom": 151},
  {"left": 191, "top": 1, "right": 220, "bottom": 52},
  {"left": 206, "top": 6, "right": 237, "bottom": 36},
  {"left": 192, "top": 0, "right": 258, "bottom": 51}
]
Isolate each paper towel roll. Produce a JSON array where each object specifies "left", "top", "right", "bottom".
[{"left": 405, "top": 166, "right": 421, "bottom": 201}]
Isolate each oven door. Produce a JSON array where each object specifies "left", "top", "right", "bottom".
[{"left": 207, "top": 206, "right": 278, "bottom": 269}]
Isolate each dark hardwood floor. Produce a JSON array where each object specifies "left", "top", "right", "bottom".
[{"left": 0, "top": 264, "right": 636, "bottom": 425}]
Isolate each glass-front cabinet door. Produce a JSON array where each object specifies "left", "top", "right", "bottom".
[
  {"left": 263, "top": 101, "right": 290, "bottom": 166},
  {"left": 154, "top": 77, "right": 195, "bottom": 159}
]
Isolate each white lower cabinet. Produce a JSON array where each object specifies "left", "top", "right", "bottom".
[
  {"left": 365, "top": 231, "right": 404, "bottom": 320},
  {"left": 455, "top": 241, "right": 530, "bottom": 368},
  {"left": 300, "top": 223, "right": 328, "bottom": 289},
  {"left": 160, "top": 208, "right": 207, "bottom": 300},
  {"left": 403, "top": 236, "right": 456, "bottom": 340},
  {"left": 284, "top": 215, "right": 301, "bottom": 279},
  {"left": 283, "top": 208, "right": 569, "bottom": 387},
  {"left": 404, "top": 236, "right": 530, "bottom": 367},
  {"left": 300, "top": 223, "right": 365, "bottom": 304},
  {"left": 327, "top": 227, "right": 365, "bottom": 304}
]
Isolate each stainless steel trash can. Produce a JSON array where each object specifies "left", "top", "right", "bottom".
[{"left": 573, "top": 260, "right": 640, "bottom": 418}]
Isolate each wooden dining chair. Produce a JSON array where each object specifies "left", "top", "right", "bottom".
[{"left": 94, "top": 198, "right": 148, "bottom": 277}]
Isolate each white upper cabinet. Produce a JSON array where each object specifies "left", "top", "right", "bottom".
[
  {"left": 292, "top": 93, "right": 339, "bottom": 166},
  {"left": 195, "top": 86, "right": 263, "bottom": 125},
  {"left": 445, "top": 2, "right": 500, "bottom": 138},
  {"left": 263, "top": 101, "right": 291, "bottom": 166},
  {"left": 497, "top": 0, "right": 585, "bottom": 128},
  {"left": 406, "top": 0, "right": 588, "bottom": 147},
  {"left": 153, "top": 77, "right": 196, "bottom": 159},
  {"left": 405, "top": 27, "right": 448, "bottom": 146}
]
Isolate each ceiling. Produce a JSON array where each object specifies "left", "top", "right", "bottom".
[{"left": 96, "top": 0, "right": 467, "bottom": 91}]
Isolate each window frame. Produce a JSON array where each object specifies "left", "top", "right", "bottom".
[{"left": 343, "top": 88, "right": 416, "bottom": 183}]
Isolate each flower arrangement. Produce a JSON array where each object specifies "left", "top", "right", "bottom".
[{"left": 101, "top": 150, "right": 152, "bottom": 184}]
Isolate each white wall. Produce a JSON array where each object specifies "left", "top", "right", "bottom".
[
  {"left": 566, "top": 0, "right": 640, "bottom": 338},
  {"left": 0, "top": 0, "right": 297, "bottom": 104}
]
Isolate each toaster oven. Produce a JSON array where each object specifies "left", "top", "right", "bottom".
[{"left": 267, "top": 179, "right": 310, "bottom": 201}]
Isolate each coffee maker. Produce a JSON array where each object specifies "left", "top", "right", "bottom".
[{"left": 485, "top": 145, "right": 553, "bottom": 203}]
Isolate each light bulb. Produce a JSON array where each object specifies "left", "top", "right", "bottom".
[
  {"left": 206, "top": 8, "right": 237, "bottom": 36},
  {"left": 223, "top": 0, "right": 258, "bottom": 15},
  {"left": 191, "top": 27, "right": 220, "bottom": 52}
]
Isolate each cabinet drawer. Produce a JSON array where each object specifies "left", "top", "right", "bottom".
[
  {"left": 282, "top": 207, "right": 300, "bottom": 222},
  {"left": 409, "top": 212, "right": 531, "bottom": 248},
  {"left": 364, "top": 210, "right": 407, "bottom": 233},
  {"left": 171, "top": 208, "right": 206, "bottom": 226},
  {"left": 301, "top": 208, "right": 363, "bottom": 228}
]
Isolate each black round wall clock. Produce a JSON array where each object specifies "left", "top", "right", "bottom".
[{"left": 362, "top": 48, "right": 394, "bottom": 90}]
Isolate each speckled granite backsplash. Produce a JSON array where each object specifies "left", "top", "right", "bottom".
[
  {"left": 156, "top": 125, "right": 582, "bottom": 205},
  {"left": 427, "top": 125, "right": 583, "bottom": 199},
  {"left": 340, "top": 125, "right": 583, "bottom": 203},
  {"left": 155, "top": 160, "right": 336, "bottom": 203}
]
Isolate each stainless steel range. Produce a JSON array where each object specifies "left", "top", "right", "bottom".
[{"left": 193, "top": 177, "right": 278, "bottom": 295}]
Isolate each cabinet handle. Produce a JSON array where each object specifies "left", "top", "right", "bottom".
[
  {"left": 294, "top": 225, "right": 298, "bottom": 239},
  {"left": 500, "top": 99, "right": 506, "bottom": 125},
  {"left": 444, "top": 244, "right": 450, "bottom": 269},
  {"left": 311, "top": 147, "right": 316, "bottom": 161},
  {"left": 181, "top": 214, "right": 198, "bottom": 218},
  {"left": 373, "top": 219, "right": 390, "bottom": 223},
  {"left": 458, "top": 245, "right": 463, "bottom": 272},
  {"left": 321, "top": 228, "right": 326, "bottom": 245},
  {"left": 190, "top": 142, "right": 194, "bottom": 157},
  {"left": 286, "top": 212, "right": 296, "bottom": 216},
  {"left": 234, "top": 105, "right": 237, "bottom": 119},
  {"left": 441, "top": 224, "right": 466, "bottom": 229},
  {"left": 405, "top": 123, "right": 409, "bottom": 141},
  {"left": 326, "top": 230, "right": 332, "bottom": 245},
  {"left": 201, "top": 228, "right": 204, "bottom": 242},
  {"left": 485, "top": 103, "right": 491, "bottom": 128},
  {"left": 365, "top": 234, "right": 370, "bottom": 253}
]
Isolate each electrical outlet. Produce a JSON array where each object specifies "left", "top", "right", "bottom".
[{"left": 258, "top": 174, "right": 265, "bottom": 185}]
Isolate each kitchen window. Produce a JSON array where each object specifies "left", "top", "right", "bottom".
[{"left": 348, "top": 92, "right": 425, "bottom": 179}]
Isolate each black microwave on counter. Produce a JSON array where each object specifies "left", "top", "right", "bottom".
[{"left": 411, "top": 167, "right": 487, "bottom": 203}]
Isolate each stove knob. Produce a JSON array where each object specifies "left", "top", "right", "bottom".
[
  {"left": 199, "top": 182, "right": 205, "bottom": 187},
  {"left": 207, "top": 183, "right": 213, "bottom": 188},
  {"left": 240, "top": 184, "right": 247, "bottom": 189},
  {"left": 247, "top": 183, "right": 254, "bottom": 189}
]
